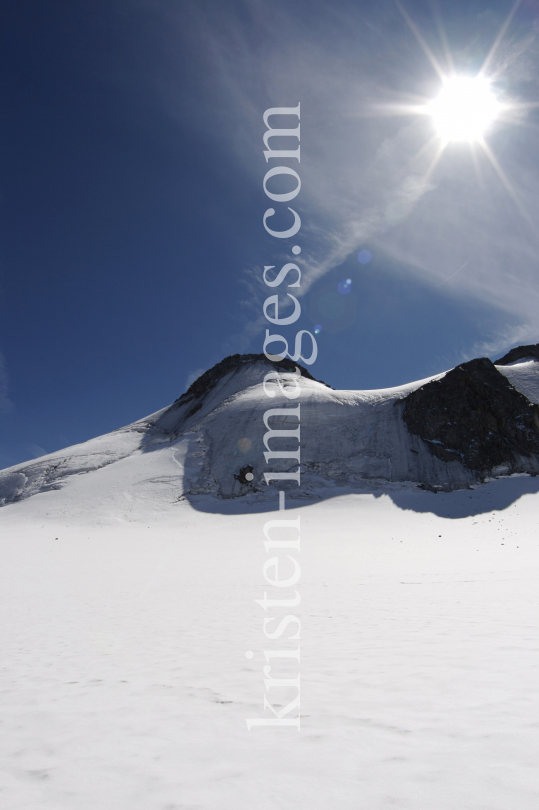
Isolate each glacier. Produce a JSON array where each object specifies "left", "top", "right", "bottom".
[{"left": 1, "top": 351, "right": 538, "bottom": 510}]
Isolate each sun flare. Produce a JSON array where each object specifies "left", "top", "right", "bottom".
[
  {"left": 375, "top": 2, "right": 536, "bottom": 229},
  {"left": 428, "top": 75, "right": 501, "bottom": 143}
]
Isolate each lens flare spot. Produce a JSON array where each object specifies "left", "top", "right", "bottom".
[
  {"left": 238, "top": 437, "right": 252, "bottom": 453},
  {"left": 358, "top": 249, "right": 371, "bottom": 264},
  {"left": 313, "top": 324, "right": 322, "bottom": 335},
  {"left": 337, "top": 279, "right": 352, "bottom": 295}
]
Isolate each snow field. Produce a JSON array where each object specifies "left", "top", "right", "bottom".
[{"left": 1, "top": 479, "right": 538, "bottom": 809}]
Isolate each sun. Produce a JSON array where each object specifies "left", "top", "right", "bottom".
[
  {"left": 370, "top": 2, "right": 536, "bottom": 227},
  {"left": 427, "top": 75, "right": 501, "bottom": 143}
]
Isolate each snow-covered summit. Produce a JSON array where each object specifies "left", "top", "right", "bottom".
[{"left": 1, "top": 349, "right": 538, "bottom": 510}]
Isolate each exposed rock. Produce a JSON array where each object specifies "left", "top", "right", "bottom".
[
  {"left": 234, "top": 464, "right": 254, "bottom": 485},
  {"left": 402, "top": 357, "right": 539, "bottom": 473},
  {"left": 174, "top": 353, "right": 331, "bottom": 408},
  {"left": 2, "top": 345, "right": 539, "bottom": 507},
  {"left": 495, "top": 343, "right": 539, "bottom": 365}
]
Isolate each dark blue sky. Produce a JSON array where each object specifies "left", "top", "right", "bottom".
[{"left": 1, "top": 0, "right": 538, "bottom": 468}]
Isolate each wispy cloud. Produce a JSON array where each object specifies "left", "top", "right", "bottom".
[
  {"left": 136, "top": 0, "right": 539, "bottom": 348},
  {"left": 465, "top": 322, "right": 539, "bottom": 362}
]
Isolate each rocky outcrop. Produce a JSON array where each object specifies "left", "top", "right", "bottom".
[
  {"left": 234, "top": 464, "right": 254, "bottom": 486},
  {"left": 402, "top": 357, "right": 539, "bottom": 474},
  {"left": 174, "top": 353, "right": 330, "bottom": 409},
  {"left": 495, "top": 343, "right": 539, "bottom": 365},
  {"left": 2, "top": 347, "right": 539, "bottom": 508}
]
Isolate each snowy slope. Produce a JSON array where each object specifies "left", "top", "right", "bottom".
[
  {"left": 1, "top": 356, "right": 539, "bottom": 809},
  {"left": 496, "top": 357, "right": 539, "bottom": 404},
  {"left": 2, "top": 355, "right": 538, "bottom": 510},
  {"left": 1, "top": 477, "right": 539, "bottom": 810}
]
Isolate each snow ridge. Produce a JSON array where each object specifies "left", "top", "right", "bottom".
[{"left": 1, "top": 350, "right": 539, "bottom": 508}]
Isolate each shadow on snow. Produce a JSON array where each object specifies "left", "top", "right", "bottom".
[{"left": 182, "top": 474, "right": 539, "bottom": 519}]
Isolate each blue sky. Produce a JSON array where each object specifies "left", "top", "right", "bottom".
[{"left": 1, "top": 0, "right": 538, "bottom": 469}]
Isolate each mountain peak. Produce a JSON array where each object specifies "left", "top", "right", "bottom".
[
  {"left": 174, "top": 353, "right": 330, "bottom": 408},
  {"left": 495, "top": 343, "right": 539, "bottom": 365},
  {"left": 1, "top": 345, "right": 539, "bottom": 509}
]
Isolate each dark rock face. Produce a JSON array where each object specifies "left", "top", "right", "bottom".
[
  {"left": 234, "top": 464, "right": 254, "bottom": 485},
  {"left": 495, "top": 343, "right": 539, "bottom": 365},
  {"left": 402, "top": 358, "right": 539, "bottom": 473},
  {"left": 174, "top": 353, "right": 330, "bottom": 408}
]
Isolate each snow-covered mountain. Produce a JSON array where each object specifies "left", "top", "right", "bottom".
[
  {"left": 1, "top": 348, "right": 539, "bottom": 511},
  {"left": 2, "top": 349, "right": 539, "bottom": 810}
]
